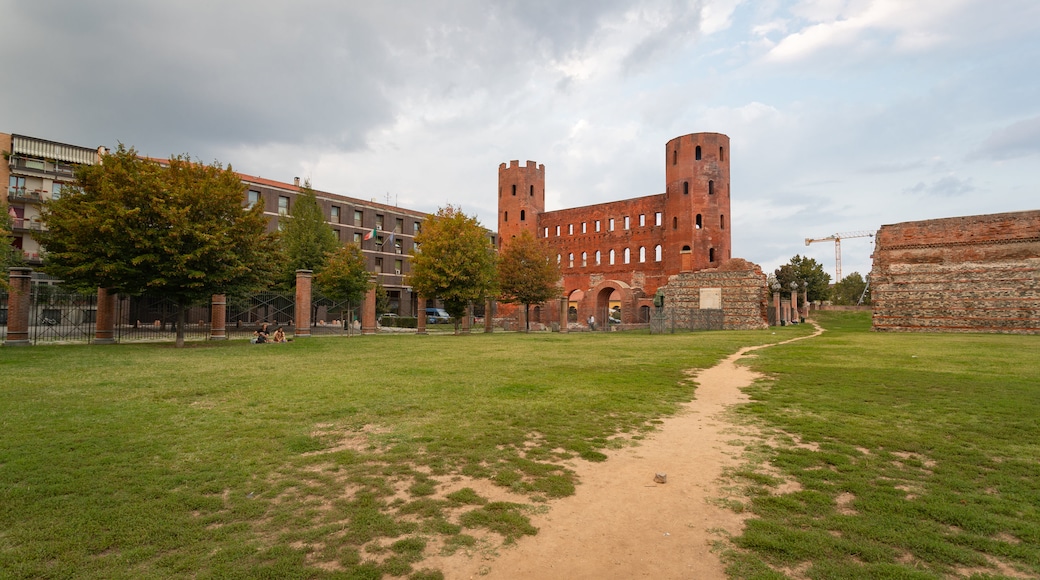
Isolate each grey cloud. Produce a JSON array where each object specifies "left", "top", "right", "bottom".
[
  {"left": 903, "top": 176, "right": 975, "bottom": 197},
  {"left": 977, "top": 116, "right": 1040, "bottom": 160}
]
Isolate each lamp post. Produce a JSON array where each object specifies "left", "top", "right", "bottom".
[
  {"left": 772, "top": 281, "right": 782, "bottom": 326},
  {"left": 789, "top": 281, "right": 799, "bottom": 325}
]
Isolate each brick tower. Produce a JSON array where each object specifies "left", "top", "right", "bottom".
[
  {"left": 497, "top": 160, "right": 545, "bottom": 250},
  {"left": 663, "top": 132, "right": 731, "bottom": 273}
]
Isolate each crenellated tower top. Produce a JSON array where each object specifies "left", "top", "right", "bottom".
[{"left": 497, "top": 160, "right": 545, "bottom": 250}]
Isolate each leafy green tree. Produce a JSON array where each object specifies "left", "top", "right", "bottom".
[
  {"left": 36, "top": 145, "right": 280, "bottom": 347},
  {"left": 374, "top": 279, "right": 391, "bottom": 315},
  {"left": 775, "top": 254, "right": 831, "bottom": 304},
  {"left": 498, "top": 230, "right": 561, "bottom": 331},
  {"left": 315, "top": 243, "right": 371, "bottom": 326},
  {"left": 279, "top": 181, "right": 338, "bottom": 285},
  {"left": 408, "top": 205, "right": 497, "bottom": 334},
  {"left": 832, "top": 272, "right": 870, "bottom": 305},
  {"left": 0, "top": 196, "right": 20, "bottom": 289}
]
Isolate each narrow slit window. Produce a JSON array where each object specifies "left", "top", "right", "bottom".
[
  {"left": 695, "top": 146, "right": 702, "bottom": 160},
  {"left": 708, "top": 180, "right": 714, "bottom": 195},
  {"left": 520, "top": 210, "right": 526, "bottom": 221},
  {"left": 696, "top": 214, "right": 702, "bottom": 229}
]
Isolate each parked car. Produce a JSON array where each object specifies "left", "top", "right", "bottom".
[{"left": 425, "top": 307, "right": 450, "bottom": 324}]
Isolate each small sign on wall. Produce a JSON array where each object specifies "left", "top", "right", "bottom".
[{"left": 700, "top": 287, "right": 722, "bottom": 310}]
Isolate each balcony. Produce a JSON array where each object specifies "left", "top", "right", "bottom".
[
  {"left": 22, "top": 251, "right": 42, "bottom": 264},
  {"left": 8, "top": 188, "right": 44, "bottom": 203},
  {"left": 12, "top": 218, "right": 47, "bottom": 232}
]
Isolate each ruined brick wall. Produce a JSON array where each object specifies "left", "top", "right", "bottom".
[
  {"left": 659, "top": 258, "right": 769, "bottom": 330},
  {"left": 871, "top": 210, "right": 1040, "bottom": 334}
]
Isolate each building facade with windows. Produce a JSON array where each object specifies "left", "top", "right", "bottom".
[
  {"left": 2, "top": 133, "right": 107, "bottom": 269},
  {"left": 498, "top": 132, "right": 732, "bottom": 325}
]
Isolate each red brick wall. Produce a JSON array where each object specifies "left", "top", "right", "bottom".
[
  {"left": 497, "top": 160, "right": 544, "bottom": 249},
  {"left": 871, "top": 210, "right": 1040, "bottom": 334}
]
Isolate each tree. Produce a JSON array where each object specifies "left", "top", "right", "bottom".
[
  {"left": 315, "top": 243, "right": 371, "bottom": 326},
  {"left": 408, "top": 205, "right": 497, "bottom": 334},
  {"left": 832, "top": 272, "right": 870, "bottom": 305},
  {"left": 774, "top": 254, "right": 831, "bottom": 304},
  {"left": 36, "top": 145, "right": 280, "bottom": 347},
  {"left": 497, "top": 230, "right": 561, "bottom": 331},
  {"left": 278, "top": 180, "right": 338, "bottom": 285},
  {"left": 0, "top": 196, "right": 20, "bottom": 290},
  {"left": 374, "top": 280, "right": 391, "bottom": 315}
]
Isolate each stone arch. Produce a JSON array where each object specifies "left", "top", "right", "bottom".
[{"left": 587, "top": 279, "right": 638, "bottom": 326}]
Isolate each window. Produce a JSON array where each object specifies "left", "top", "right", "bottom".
[
  {"left": 9, "top": 175, "right": 26, "bottom": 194},
  {"left": 414, "top": 221, "right": 421, "bottom": 234},
  {"left": 719, "top": 146, "right": 725, "bottom": 161},
  {"left": 708, "top": 180, "right": 714, "bottom": 195},
  {"left": 247, "top": 190, "right": 261, "bottom": 207},
  {"left": 581, "top": 252, "right": 587, "bottom": 267},
  {"left": 609, "top": 249, "right": 615, "bottom": 265},
  {"left": 395, "top": 218, "right": 403, "bottom": 233},
  {"left": 375, "top": 257, "right": 383, "bottom": 272},
  {"left": 394, "top": 240, "right": 403, "bottom": 254},
  {"left": 582, "top": 222, "right": 587, "bottom": 233},
  {"left": 278, "top": 196, "right": 290, "bottom": 216},
  {"left": 512, "top": 184, "right": 517, "bottom": 196},
  {"left": 557, "top": 254, "right": 561, "bottom": 265},
  {"left": 696, "top": 146, "right": 702, "bottom": 160},
  {"left": 655, "top": 212, "right": 662, "bottom": 226},
  {"left": 568, "top": 253, "right": 574, "bottom": 268},
  {"left": 672, "top": 150, "right": 677, "bottom": 165},
  {"left": 330, "top": 206, "right": 340, "bottom": 223},
  {"left": 51, "top": 182, "right": 63, "bottom": 200},
  {"left": 639, "top": 214, "right": 645, "bottom": 227},
  {"left": 354, "top": 232, "right": 362, "bottom": 243},
  {"left": 709, "top": 248, "right": 715, "bottom": 262},
  {"left": 354, "top": 210, "right": 363, "bottom": 225},
  {"left": 395, "top": 259, "right": 403, "bottom": 275},
  {"left": 696, "top": 214, "right": 702, "bottom": 229},
  {"left": 520, "top": 210, "right": 526, "bottom": 221},
  {"left": 624, "top": 216, "right": 630, "bottom": 230},
  {"left": 609, "top": 218, "right": 615, "bottom": 231},
  {"left": 595, "top": 250, "right": 601, "bottom": 265},
  {"left": 624, "top": 248, "right": 631, "bottom": 264},
  {"left": 595, "top": 220, "right": 601, "bottom": 232},
  {"left": 720, "top": 214, "right": 725, "bottom": 229},
  {"left": 556, "top": 225, "right": 561, "bottom": 236},
  {"left": 543, "top": 227, "right": 549, "bottom": 238},
  {"left": 639, "top": 247, "right": 646, "bottom": 262},
  {"left": 376, "top": 214, "right": 384, "bottom": 229},
  {"left": 568, "top": 224, "right": 573, "bottom": 235},
  {"left": 673, "top": 216, "right": 678, "bottom": 229},
  {"left": 655, "top": 245, "right": 662, "bottom": 262},
  {"left": 530, "top": 185, "right": 534, "bottom": 196},
  {"left": 683, "top": 181, "right": 689, "bottom": 195},
  {"left": 504, "top": 211, "right": 508, "bottom": 222}
]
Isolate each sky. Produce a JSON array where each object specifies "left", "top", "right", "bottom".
[{"left": 3, "top": 0, "right": 1039, "bottom": 280}]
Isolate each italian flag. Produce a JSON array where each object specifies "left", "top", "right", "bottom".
[{"left": 363, "top": 227, "right": 377, "bottom": 241}]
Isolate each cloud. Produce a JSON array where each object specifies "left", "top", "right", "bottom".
[
  {"left": 903, "top": 175, "right": 975, "bottom": 197},
  {"left": 977, "top": 116, "right": 1040, "bottom": 160}
]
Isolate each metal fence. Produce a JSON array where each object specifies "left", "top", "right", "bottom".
[
  {"left": 650, "top": 308, "right": 725, "bottom": 333},
  {"left": 0, "top": 289, "right": 8, "bottom": 341},
  {"left": 29, "top": 285, "right": 98, "bottom": 344},
  {"left": 226, "top": 292, "right": 296, "bottom": 339},
  {"left": 114, "top": 295, "right": 211, "bottom": 342}
]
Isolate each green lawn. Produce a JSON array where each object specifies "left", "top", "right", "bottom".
[
  {"left": 0, "top": 326, "right": 803, "bottom": 579},
  {"left": 729, "top": 311, "right": 1040, "bottom": 579}
]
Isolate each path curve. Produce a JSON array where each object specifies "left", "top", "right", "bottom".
[{"left": 436, "top": 323, "right": 824, "bottom": 579}]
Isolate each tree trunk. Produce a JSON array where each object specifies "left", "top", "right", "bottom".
[
  {"left": 524, "top": 303, "right": 530, "bottom": 332},
  {"left": 175, "top": 304, "right": 186, "bottom": 348}
]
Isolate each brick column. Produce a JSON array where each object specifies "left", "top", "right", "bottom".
[
  {"left": 4, "top": 267, "right": 32, "bottom": 346},
  {"left": 773, "top": 291, "right": 781, "bottom": 326},
  {"left": 558, "top": 297, "right": 568, "bottom": 333},
  {"left": 461, "top": 303, "right": 472, "bottom": 334},
  {"left": 416, "top": 296, "right": 427, "bottom": 335},
  {"left": 295, "top": 270, "right": 313, "bottom": 338},
  {"left": 209, "top": 294, "right": 227, "bottom": 340},
  {"left": 484, "top": 298, "right": 494, "bottom": 333},
  {"left": 94, "top": 288, "right": 117, "bottom": 344},
  {"left": 362, "top": 285, "right": 377, "bottom": 335}
]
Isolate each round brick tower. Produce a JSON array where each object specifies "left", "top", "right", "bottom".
[
  {"left": 497, "top": 160, "right": 545, "bottom": 250},
  {"left": 663, "top": 133, "right": 731, "bottom": 273}
]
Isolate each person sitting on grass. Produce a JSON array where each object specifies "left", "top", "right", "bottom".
[
  {"left": 252, "top": 322, "right": 270, "bottom": 344},
  {"left": 272, "top": 327, "right": 287, "bottom": 343}
]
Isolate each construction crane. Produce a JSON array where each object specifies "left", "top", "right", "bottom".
[{"left": 804, "top": 230, "right": 876, "bottom": 281}]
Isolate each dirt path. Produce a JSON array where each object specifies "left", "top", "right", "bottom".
[{"left": 434, "top": 326, "right": 822, "bottom": 579}]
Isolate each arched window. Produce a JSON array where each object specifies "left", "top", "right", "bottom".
[
  {"left": 719, "top": 146, "right": 724, "bottom": 161},
  {"left": 655, "top": 245, "right": 662, "bottom": 261},
  {"left": 695, "top": 146, "right": 702, "bottom": 160},
  {"left": 720, "top": 214, "right": 725, "bottom": 229},
  {"left": 708, "top": 180, "right": 714, "bottom": 195},
  {"left": 683, "top": 181, "right": 689, "bottom": 195},
  {"left": 673, "top": 216, "right": 678, "bottom": 229},
  {"left": 609, "top": 249, "right": 615, "bottom": 265},
  {"left": 581, "top": 252, "right": 587, "bottom": 267},
  {"left": 557, "top": 254, "right": 561, "bottom": 264},
  {"left": 595, "top": 250, "right": 601, "bottom": 265},
  {"left": 512, "top": 184, "right": 516, "bottom": 196},
  {"left": 709, "top": 248, "right": 715, "bottom": 262},
  {"left": 682, "top": 245, "right": 691, "bottom": 252},
  {"left": 696, "top": 214, "right": 702, "bottom": 229},
  {"left": 530, "top": 185, "right": 534, "bottom": 196},
  {"left": 672, "top": 150, "right": 677, "bottom": 165},
  {"left": 520, "top": 210, "right": 526, "bottom": 221},
  {"left": 569, "top": 253, "right": 574, "bottom": 268},
  {"left": 504, "top": 211, "right": 508, "bottom": 222},
  {"left": 624, "top": 248, "right": 631, "bottom": 264},
  {"left": 639, "top": 247, "right": 646, "bottom": 262}
]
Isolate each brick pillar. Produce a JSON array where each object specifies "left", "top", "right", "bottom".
[
  {"left": 362, "top": 285, "right": 377, "bottom": 335},
  {"left": 416, "top": 296, "right": 427, "bottom": 335},
  {"left": 485, "top": 298, "right": 494, "bottom": 333},
  {"left": 4, "top": 267, "right": 32, "bottom": 346},
  {"left": 558, "top": 297, "right": 568, "bottom": 333},
  {"left": 773, "top": 291, "right": 781, "bottom": 327},
  {"left": 95, "top": 288, "right": 117, "bottom": 344},
  {"left": 295, "top": 270, "right": 313, "bottom": 338},
  {"left": 461, "top": 303, "right": 472, "bottom": 334},
  {"left": 209, "top": 294, "right": 227, "bottom": 340}
]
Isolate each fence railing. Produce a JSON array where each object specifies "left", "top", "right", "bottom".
[{"left": 29, "top": 286, "right": 97, "bottom": 344}]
